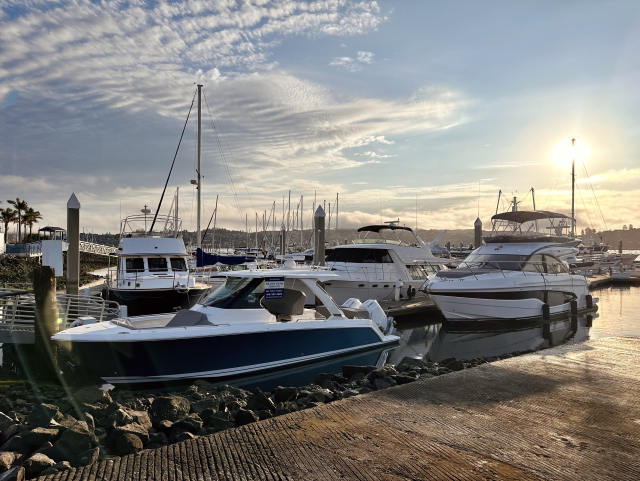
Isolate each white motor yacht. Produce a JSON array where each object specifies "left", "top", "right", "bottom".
[
  {"left": 427, "top": 210, "right": 596, "bottom": 321},
  {"left": 321, "top": 223, "right": 446, "bottom": 305},
  {"left": 54, "top": 268, "right": 399, "bottom": 390},
  {"left": 104, "top": 214, "right": 210, "bottom": 316}
]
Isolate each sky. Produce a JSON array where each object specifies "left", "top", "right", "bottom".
[{"left": 1, "top": 0, "right": 640, "bottom": 237}]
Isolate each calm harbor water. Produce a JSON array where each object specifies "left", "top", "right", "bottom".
[{"left": 387, "top": 285, "right": 640, "bottom": 365}]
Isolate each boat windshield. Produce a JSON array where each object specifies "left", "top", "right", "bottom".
[
  {"left": 460, "top": 254, "right": 528, "bottom": 271},
  {"left": 200, "top": 277, "right": 265, "bottom": 309}
]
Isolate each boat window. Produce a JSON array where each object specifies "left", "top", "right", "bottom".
[
  {"left": 200, "top": 277, "right": 265, "bottom": 309},
  {"left": 125, "top": 258, "right": 144, "bottom": 273},
  {"left": 170, "top": 257, "right": 187, "bottom": 271},
  {"left": 460, "top": 254, "right": 528, "bottom": 271},
  {"left": 544, "top": 255, "right": 568, "bottom": 274},
  {"left": 523, "top": 254, "right": 545, "bottom": 273},
  {"left": 325, "top": 248, "right": 393, "bottom": 263},
  {"left": 407, "top": 265, "right": 428, "bottom": 279},
  {"left": 148, "top": 258, "right": 168, "bottom": 272}
]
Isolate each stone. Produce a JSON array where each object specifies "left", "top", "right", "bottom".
[
  {"left": 53, "top": 421, "right": 97, "bottom": 462},
  {"left": 156, "top": 420, "right": 174, "bottom": 434},
  {"left": 246, "top": 389, "right": 275, "bottom": 413},
  {"left": 419, "top": 373, "right": 435, "bottom": 380},
  {"left": 272, "top": 387, "right": 297, "bottom": 404},
  {"left": 440, "top": 357, "right": 457, "bottom": 366},
  {"left": 0, "top": 435, "right": 30, "bottom": 455},
  {"left": 0, "top": 424, "right": 21, "bottom": 445},
  {"left": 73, "top": 387, "right": 113, "bottom": 405},
  {"left": 148, "top": 431, "right": 168, "bottom": 446},
  {"left": 115, "top": 434, "right": 142, "bottom": 456},
  {"left": 22, "top": 453, "right": 55, "bottom": 478},
  {"left": 358, "top": 386, "right": 373, "bottom": 394},
  {"left": 273, "top": 408, "right": 290, "bottom": 417},
  {"left": 58, "top": 414, "right": 78, "bottom": 428},
  {"left": 173, "top": 431, "right": 195, "bottom": 443},
  {"left": 446, "top": 360, "right": 465, "bottom": 371},
  {"left": 0, "top": 396, "right": 14, "bottom": 415},
  {"left": 373, "top": 378, "right": 396, "bottom": 390},
  {"left": 105, "top": 409, "right": 134, "bottom": 434},
  {"left": 39, "top": 467, "right": 58, "bottom": 476},
  {"left": 79, "top": 403, "right": 110, "bottom": 418},
  {"left": 27, "top": 404, "right": 59, "bottom": 429},
  {"left": 0, "top": 466, "right": 24, "bottom": 481},
  {"left": 0, "top": 412, "right": 14, "bottom": 432},
  {"left": 199, "top": 409, "right": 216, "bottom": 424},
  {"left": 151, "top": 397, "right": 190, "bottom": 424},
  {"left": 172, "top": 416, "right": 202, "bottom": 434},
  {"left": 396, "top": 356, "right": 426, "bottom": 373},
  {"left": 32, "top": 442, "right": 64, "bottom": 463},
  {"left": 83, "top": 413, "right": 95, "bottom": 433},
  {"left": 350, "top": 372, "right": 365, "bottom": 382},
  {"left": 207, "top": 417, "right": 235, "bottom": 433},
  {"left": 52, "top": 461, "right": 71, "bottom": 471},
  {"left": 0, "top": 452, "right": 15, "bottom": 472},
  {"left": 193, "top": 380, "right": 215, "bottom": 392},
  {"left": 127, "top": 410, "right": 152, "bottom": 431},
  {"left": 70, "top": 446, "right": 100, "bottom": 468},
  {"left": 341, "top": 390, "right": 360, "bottom": 399},
  {"left": 256, "top": 410, "right": 272, "bottom": 421},
  {"left": 391, "top": 374, "right": 417, "bottom": 385},
  {"left": 108, "top": 423, "right": 150, "bottom": 447},
  {"left": 21, "top": 427, "right": 58, "bottom": 448},
  {"left": 233, "top": 410, "right": 258, "bottom": 427},
  {"left": 308, "top": 389, "right": 334, "bottom": 404},
  {"left": 342, "top": 365, "right": 376, "bottom": 379},
  {"left": 189, "top": 399, "right": 219, "bottom": 416}
]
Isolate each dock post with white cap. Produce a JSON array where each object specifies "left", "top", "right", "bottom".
[{"left": 67, "top": 193, "right": 81, "bottom": 295}]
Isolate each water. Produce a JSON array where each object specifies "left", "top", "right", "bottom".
[{"left": 387, "top": 286, "right": 640, "bottom": 364}]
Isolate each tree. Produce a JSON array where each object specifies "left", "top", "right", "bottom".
[
  {"left": 0, "top": 208, "right": 18, "bottom": 244},
  {"left": 7, "top": 198, "right": 28, "bottom": 243},
  {"left": 23, "top": 208, "right": 43, "bottom": 239}
]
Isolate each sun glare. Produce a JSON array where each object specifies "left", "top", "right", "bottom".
[{"left": 552, "top": 139, "right": 590, "bottom": 168}]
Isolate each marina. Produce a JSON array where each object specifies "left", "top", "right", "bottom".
[{"left": 0, "top": 2, "right": 639, "bottom": 479}]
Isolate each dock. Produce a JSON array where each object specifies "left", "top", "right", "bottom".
[{"left": 42, "top": 337, "right": 640, "bottom": 480}]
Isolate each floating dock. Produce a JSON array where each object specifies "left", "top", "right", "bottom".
[{"left": 43, "top": 337, "right": 640, "bottom": 480}]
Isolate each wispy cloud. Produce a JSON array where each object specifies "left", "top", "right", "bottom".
[{"left": 330, "top": 51, "right": 375, "bottom": 71}]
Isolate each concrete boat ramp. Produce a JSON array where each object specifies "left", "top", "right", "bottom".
[{"left": 40, "top": 337, "right": 640, "bottom": 480}]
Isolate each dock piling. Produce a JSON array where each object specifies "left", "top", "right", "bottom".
[
  {"left": 33, "top": 265, "right": 60, "bottom": 380},
  {"left": 66, "top": 193, "right": 81, "bottom": 295},
  {"left": 313, "top": 205, "right": 325, "bottom": 266}
]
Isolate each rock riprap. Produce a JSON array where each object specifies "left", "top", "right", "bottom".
[{"left": 0, "top": 350, "right": 534, "bottom": 478}]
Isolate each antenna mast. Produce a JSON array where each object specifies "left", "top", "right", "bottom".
[
  {"left": 196, "top": 84, "right": 203, "bottom": 250},
  {"left": 571, "top": 137, "right": 575, "bottom": 237}
]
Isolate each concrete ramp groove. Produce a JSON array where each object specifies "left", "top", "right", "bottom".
[{"left": 41, "top": 338, "right": 640, "bottom": 480}]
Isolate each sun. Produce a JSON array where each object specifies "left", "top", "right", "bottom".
[{"left": 552, "top": 138, "right": 590, "bottom": 168}]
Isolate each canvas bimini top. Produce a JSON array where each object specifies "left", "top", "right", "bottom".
[{"left": 486, "top": 210, "right": 579, "bottom": 245}]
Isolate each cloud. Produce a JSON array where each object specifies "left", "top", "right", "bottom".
[
  {"left": 353, "top": 151, "right": 397, "bottom": 158},
  {"left": 330, "top": 50, "right": 375, "bottom": 71},
  {"left": 474, "top": 161, "right": 543, "bottom": 169}
]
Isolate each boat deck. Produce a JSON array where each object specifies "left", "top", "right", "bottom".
[{"left": 41, "top": 337, "right": 640, "bottom": 480}]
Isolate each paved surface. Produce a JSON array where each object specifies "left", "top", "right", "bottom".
[{"left": 41, "top": 337, "right": 640, "bottom": 480}]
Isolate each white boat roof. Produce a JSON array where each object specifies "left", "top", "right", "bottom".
[
  {"left": 120, "top": 237, "right": 187, "bottom": 256},
  {"left": 225, "top": 268, "right": 340, "bottom": 281},
  {"left": 474, "top": 242, "right": 568, "bottom": 255}
]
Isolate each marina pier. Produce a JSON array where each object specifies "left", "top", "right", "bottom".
[{"left": 37, "top": 336, "right": 640, "bottom": 480}]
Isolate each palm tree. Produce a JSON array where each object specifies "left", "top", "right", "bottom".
[
  {"left": 7, "top": 198, "right": 28, "bottom": 243},
  {"left": 23, "top": 208, "right": 43, "bottom": 240},
  {"left": 0, "top": 208, "right": 18, "bottom": 244}
]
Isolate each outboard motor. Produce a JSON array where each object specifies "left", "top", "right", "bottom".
[{"left": 361, "top": 299, "right": 394, "bottom": 335}]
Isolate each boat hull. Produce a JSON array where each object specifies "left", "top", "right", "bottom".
[
  {"left": 106, "top": 287, "right": 210, "bottom": 316},
  {"left": 68, "top": 326, "right": 398, "bottom": 390}
]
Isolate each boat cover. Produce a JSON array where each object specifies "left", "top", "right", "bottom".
[
  {"left": 196, "top": 248, "right": 256, "bottom": 267},
  {"left": 165, "top": 309, "right": 212, "bottom": 327}
]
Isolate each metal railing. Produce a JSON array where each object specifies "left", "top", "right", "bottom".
[
  {"left": 440, "top": 260, "right": 574, "bottom": 282},
  {"left": 0, "top": 289, "right": 120, "bottom": 334},
  {"left": 106, "top": 268, "right": 198, "bottom": 290}
]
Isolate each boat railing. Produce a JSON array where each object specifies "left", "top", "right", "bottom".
[
  {"left": 0, "top": 289, "right": 120, "bottom": 333},
  {"left": 106, "top": 268, "right": 197, "bottom": 290},
  {"left": 441, "top": 260, "right": 572, "bottom": 281}
]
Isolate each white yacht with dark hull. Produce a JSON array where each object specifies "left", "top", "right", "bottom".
[
  {"left": 427, "top": 211, "right": 596, "bottom": 321},
  {"left": 322, "top": 223, "right": 446, "bottom": 305},
  {"left": 104, "top": 214, "right": 210, "bottom": 316},
  {"left": 54, "top": 269, "right": 399, "bottom": 390}
]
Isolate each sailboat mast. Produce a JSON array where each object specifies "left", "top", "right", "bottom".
[
  {"left": 196, "top": 84, "right": 203, "bottom": 250},
  {"left": 571, "top": 137, "right": 575, "bottom": 237},
  {"left": 175, "top": 187, "right": 179, "bottom": 237}
]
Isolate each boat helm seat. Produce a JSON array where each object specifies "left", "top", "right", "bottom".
[
  {"left": 165, "top": 309, "right": 212, "bottom": 327},
  {"left": 260, "top": 289, "right": 306, "bottom": 321}
]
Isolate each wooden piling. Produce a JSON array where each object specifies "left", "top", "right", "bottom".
[{"left": 33, "top": 265, "right": 60, "bottom": 381}]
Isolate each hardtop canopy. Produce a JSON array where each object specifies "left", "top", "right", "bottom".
[
  {"left": 357, "top": 225, "right": 414, "bottom": 233},
  {"left": 491, "top": 210, "right": 572, "bottom": 224}
]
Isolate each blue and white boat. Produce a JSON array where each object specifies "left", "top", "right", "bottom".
[{"left": 53, "top": 268, "right": 399, "bottom": 389}]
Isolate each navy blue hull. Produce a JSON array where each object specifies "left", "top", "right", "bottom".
[{"left": 69, "top": 327, "right": 395, "bottom": 389}]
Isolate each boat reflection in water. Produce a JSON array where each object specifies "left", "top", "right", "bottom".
[{"left": 387, "top": 314, "right": 596, "bottom": 364}]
